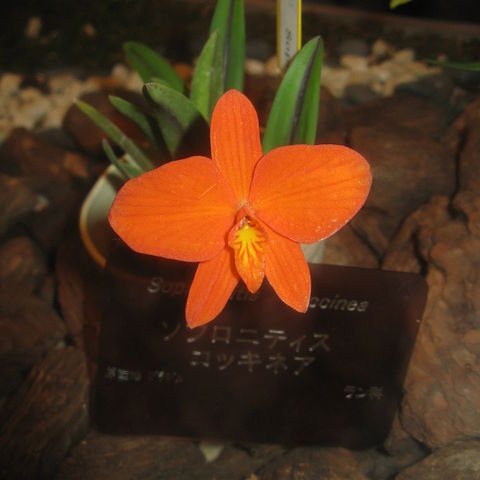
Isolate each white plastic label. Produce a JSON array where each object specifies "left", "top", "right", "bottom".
[{"left": 277, "top": 0, "right": 302, "bottom": 69}]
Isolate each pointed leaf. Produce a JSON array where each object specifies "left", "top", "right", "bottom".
[
  {"left": 109, "top": 95, "right": 162, "bottom": 149},
  {"left": 390, "top": 0, "right": 413, "bottom": 8},
  {"left": 75, "top": 99, "right": 153, "bottom": 172},
  {"left": 262, "top": 36, "right": 324, "bottom": 154},
  {"left": 123, "top": 41, "right": 184, "bottom": 92},
  {"left": 294, "top": 38, "right": 324, "bottom": 146},
  {"left": 102, "top": 139, "right": 143, "bottom": 179},
  {"left": 426, "top": 60, "right": 480, "bottom": 71},
  {"left": 190, "top": 30, "right": 223, "bottom": 122},
  {"left": 144, "top": 82, "right": 205, "bottom": 158},
  {"left": 209, "top": 0, "right": 245, "bottom": 91},
  {"left": 102, "top": 139, "right": 128, "bottom": 179}
]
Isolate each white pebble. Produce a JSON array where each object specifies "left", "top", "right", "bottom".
[
  {"left": 393, "top": 48, "right": 415, "bottom": 64},
  {"left": 383, "top": 78, "right": 398, "bottom": 96},
  {"left": 19, "top": 87, "right": 44, "bottom": 104},
  {"left": 0, "top": 73, "right": 22, "bottom": 97},
  {"left": 371, "top": 63, "right": 392, "bottom": 83},
  {"left": 82, "top": 23, "right": 97, "bottom": 38},
  {"left": 13, "top": 95, "right": 51, "bottom": 128},
  {"left": 340, "top": 55, "right": 369, "bottom": 72},
  {"left": 245, "top": 58, "right": 265, "bottom": 76},
  {"left": 82, "top": 76, "right": 102, "bottom": 91},
  {"left": 12, "top": 111, "right": 36, "bottom": 130},
  {"left": 125, "top": 72, "right": 144, "bottom": 91},
  {"left": 25, "top": 17, "right": 42, "bottom": 39},
  {"left": 48, "top": 73, "right": 76, "bottom": 94},
  {"left": 111, "top": 63, "right": 130, "bottom": 85},
  {"left": 265, "top": 55, "right": 281, "bottom": 76},
  {"left": 321, "top": 67, "right": 351, "bottom": 97},
  {"left": 348, "top": 70, "right": 374, "bottom": 86},
  {"left": 42, "top": 105, "right": 68, "bottom": 129},
  {"left": 198, "top": 441, "right": 224, "bottom": 463},
  {"left": 371, "top": 39, "right": 391, "bottom": 60}
]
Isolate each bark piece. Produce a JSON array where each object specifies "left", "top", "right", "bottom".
[
  {"left": 380, "top": 414, "right": 429, "bottom": 475},
  {"left": 58, "top": 431, "right": 202, "bottom": 480},
  {"left": 323, "top": 224, "right": 379, "bottom": 268},
  {"left": 350, "top": 125, "right": 455, "bottom": 256},
  {"left": 0, "top": 347, "right": 89, "bottom": 480},
  {"left": 39, "top": 274, "right": 56, "bottom": 305},
  {"left": 0, "top": 127, "right": 90, "bottom": 180},
  {"left": 0, "top": 236, "right": 47, "bottom": 295},
  {"left": 0, "top": 173, "right": 41, "bottom": 237},
  {"left": 381, "top": 196, "right": 480, "bottom": 448},
  {"left": 380, "top": 97, "right": 480, "bottom": 449},
  {"left": 382, "top": 195, "right": 451, "bottom": 274},
  {"left": 396, "top": 439, "right": 480, "bottom": 480},
  {"left": 456, "top": 96, "right": 480, "bottom": 195},
  {"left": 344, "top": 92, "right": 450, "bottom": 138},
  {"left": 56, "top": 238, "right": 88, "bottom": 348},
  {"left": 0, "top": 294, "right": 66, "bottom": 396},
  {"left": 258, "top": 447, "right": 369, "bottom": 480},
  {"left": 58, "top": 431, "right": 282, "bottom": 480},
  {"left": 26, "top": 175, "right": 86, "bottom": 253}
]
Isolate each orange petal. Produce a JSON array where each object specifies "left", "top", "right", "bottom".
[
  {"left": 227, "top": 216, "right": 266, "bottom": 293},
  {"left": 210, "top": 90, "right": 263, "bottom": 201},
  {"left": 109, "top": 156, "right": 237, "bottom": 262},
  {"left": 263, "top": 224, "right": 311, "bottom": 313},
  {"left": 249, "top": 145, "right": 372, "bottom": 243},
  {"left": 186, "top": 248, "right": 239, "bottom": 328}
]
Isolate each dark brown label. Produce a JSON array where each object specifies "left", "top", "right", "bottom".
[{"left": 93, "top": 241, "right": 427, "bottom": 448}]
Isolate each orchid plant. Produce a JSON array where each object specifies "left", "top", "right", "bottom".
[
  {"left": 75, "top": 0, "right": 324, "bottom": 177},
  {"left": 76, "top": 0, "right": 372, "bottom": 327},
  {"left": 109, "top": 90, "right": 371, "bottom": 327}
]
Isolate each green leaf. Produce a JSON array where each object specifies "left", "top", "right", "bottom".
[
  {"left": 426, "top": 60, "right": 480, "bottom": 72},
  {"left": 389, "top": 0, "right": 413, "bottom": 8},
  {"left": 190, "top": 30, "right": 223, "bottom": 122},
  {"left": 75, "top": 99, "right": 154, "bottom": 172},
  {"left": 109, "top": 95, "right": 162, "bottom": 148},
  {"left": 123, "top": 41, "right": 184, "bottom": 93},
  {"left": 144, "top": 82, "right": 205, "bottom": 157},
  {"left": 102, "top": 139, "right": 143, "bottom": 179},
  {"left": 209, "top": 0, "right": 245, "bottom": 91},
  {"left": 262, "top": 36, "right": 324, "bottom": 154},
  {"left": 102, "top": 139, "right": 127, "bottom": 178}
]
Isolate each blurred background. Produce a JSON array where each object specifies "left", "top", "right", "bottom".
[
  {"left": 2, "top": 0, "right": 479, "bottom": 73},
  {"left": 312, "top": 0, "right": 479, "bottom": 22}
]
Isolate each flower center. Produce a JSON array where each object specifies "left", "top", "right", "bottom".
[{"left": 228, "top": 214, "right": 267, "bottom": 293}]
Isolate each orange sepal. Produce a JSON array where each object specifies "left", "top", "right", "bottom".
[
  {"left": 109, "top": 156, "right": 237, "bottom": 262},
  {"left": 249, "top": 145, "right": 372, "bottom": 243},
  {"left": 186, "top": 248, "right": 239, "bottom": 328},
  {"left": 263, "top": 224, "right": 311, "bottom": 313},
  {"left": 210, "top": 90, "right": 263, "bottom": 201}
]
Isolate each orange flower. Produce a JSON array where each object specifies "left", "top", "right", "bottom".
[{"left": 109, "top": 90, "right": 371, "bottom": 328}]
